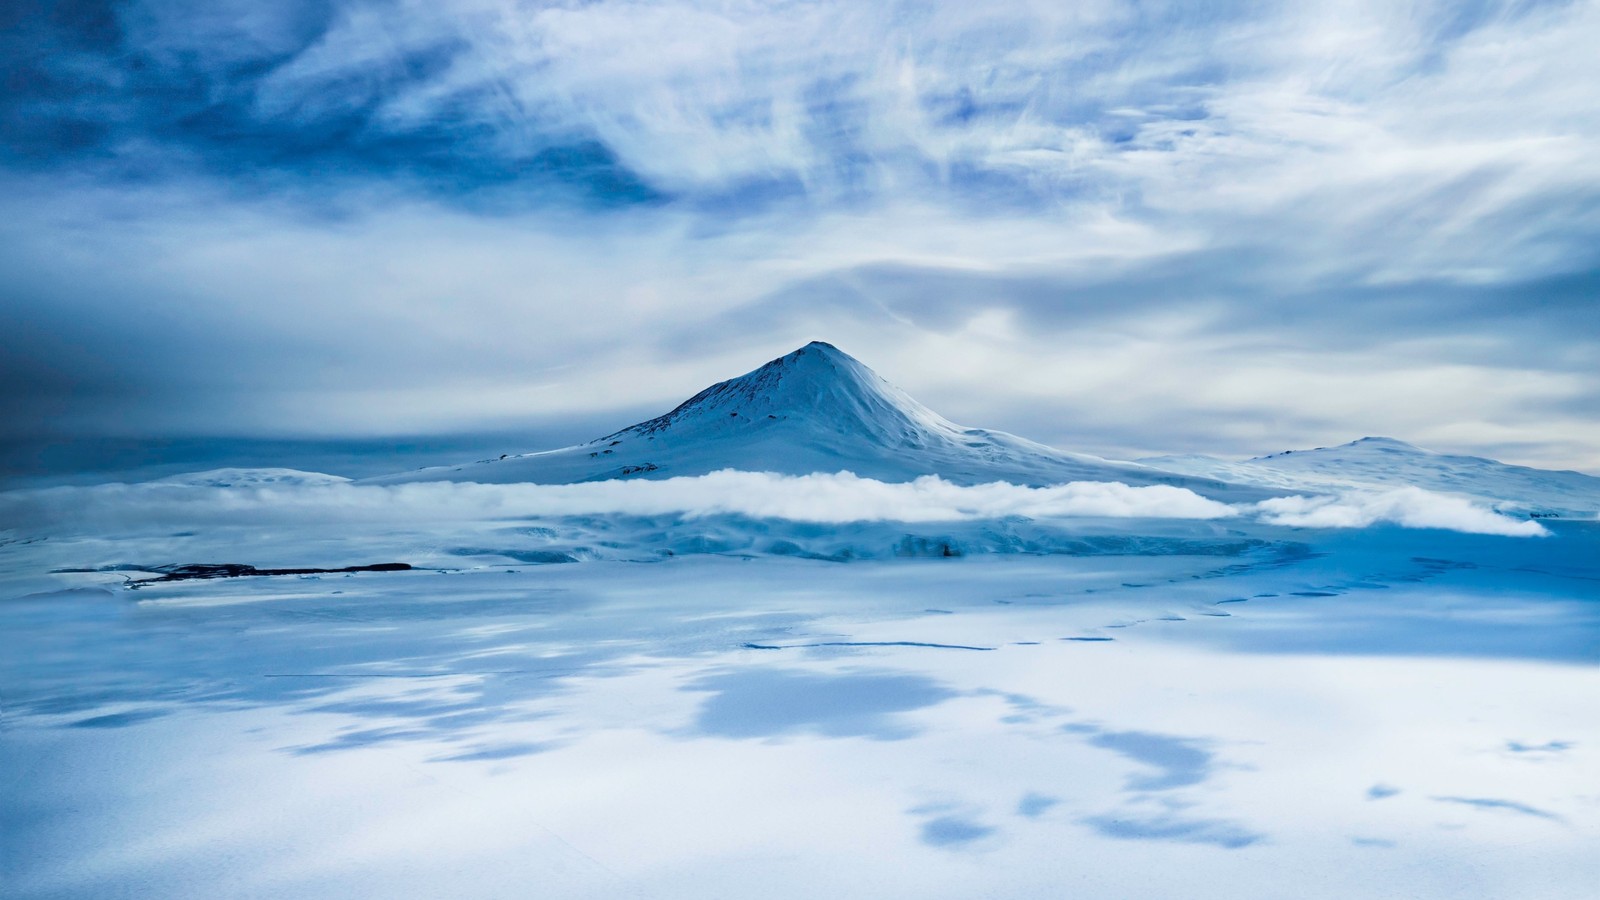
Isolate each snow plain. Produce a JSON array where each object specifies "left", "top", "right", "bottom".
[{"left": 2, "top": 475, "right": 1597, "bottom": 900}]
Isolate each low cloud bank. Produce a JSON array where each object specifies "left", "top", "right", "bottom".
[
  {"left": 1255, "top": 488, "right": 1548, "bottom": 537},
  {"left": 0, "top": 469, "right": 1544, "bottom": 537},
  {"left": 0, "top": 470, "right": 1234, "bottom": 532}
]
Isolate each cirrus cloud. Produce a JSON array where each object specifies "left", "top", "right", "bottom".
[{"left": 2, "top": 0, "right": 1597, "bottom": 473}]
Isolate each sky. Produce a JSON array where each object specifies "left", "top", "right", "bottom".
[{"left": 2, "top": 0, "right": 1598, "bottom": 477}]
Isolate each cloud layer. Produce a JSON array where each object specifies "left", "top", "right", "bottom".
[
  {"left": 0, "top": 469, "right": 1544, "bottom": 537},
  {"left": 2, "top": 1, "right": 1597, "bottom": 471},
  {"left": 1255, "top": 487, "right": 1548, "bottom": 537}
]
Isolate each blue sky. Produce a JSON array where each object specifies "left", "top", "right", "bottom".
[{"left": 2, "top": 0, "right": 1598, "bottom": 472}]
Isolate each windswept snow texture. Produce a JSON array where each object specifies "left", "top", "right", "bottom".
[
  {"left": 1143, "top": 437, "right": 1600, "bottom": 517},
  {"left": 371, "top": 343, "right": 1254, "bottom": 498}
]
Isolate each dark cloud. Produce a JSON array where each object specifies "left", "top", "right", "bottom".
[
  {"left": 688, "top": 251, "right": 1600, "bottom": 366},
  {"left": 0, "top": 1, "right": 663, "bottom": 208}
]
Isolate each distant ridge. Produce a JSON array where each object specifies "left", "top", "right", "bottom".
[
  {"left": 1251, "top": 436, "right": 1423, "bottom": 461},
  {"left": 1142, "top": 436, "right": 1600, "bottom": 516},
  {"left": 369, "top": 342, "right": 1258, "bottom": 497}
]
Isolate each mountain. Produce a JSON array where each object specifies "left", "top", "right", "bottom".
[
  {"left": 156, "top": 468, "right": 353, "bottom": 488},
  {"left": 1141, "top": 436, "right": 1600, "bottom": 517},
  {"left": 370, "top": 341, "right": 1258, "bottom": 497}
]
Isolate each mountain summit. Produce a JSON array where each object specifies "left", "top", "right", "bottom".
[
  {"left": 610, "top": 341, "right": 963, "bottom": 450},
  {"left": 370, "top": 342, "right": 1252, "bottom": 495}
]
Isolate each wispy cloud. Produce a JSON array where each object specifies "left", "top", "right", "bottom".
[
  {"left": 14, "top": 1, "right": 1596, "bottom": 219},
  {"left": 2, "top": 1, "right": 1597, "bottom": 471}
]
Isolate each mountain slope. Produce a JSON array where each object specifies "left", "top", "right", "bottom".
[
  {"left": 1142, "top": 437, "right": 1600, "bottom": 516},
  {"left": 371, "top": 342, "right": 1258, "bottom": 497}
]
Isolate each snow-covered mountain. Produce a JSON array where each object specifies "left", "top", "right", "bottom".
[
  {"left": 156, "top": 468, "right": 353, "bottom": 488},
  {"left": 1142, "top": 436, "right": 1600, "bottom": 517},
  {"left": 371, "top": 341, "right": 1256, "bottom": 497}
]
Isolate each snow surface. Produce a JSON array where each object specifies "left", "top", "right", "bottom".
[{"left": 2, "top": 507, "right": 1597, "bottom": 900}]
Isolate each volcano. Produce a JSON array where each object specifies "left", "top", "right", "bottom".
[{"left": 370, "top": 342, "right": 1256, "bottom": 496}]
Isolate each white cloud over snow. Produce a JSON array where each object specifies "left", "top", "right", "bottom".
[
  {"left": 0, "top": 471, "right": 1233, "bottom": 531},
  {"left": 1255, "top": 487, "right": 1548, "bottom": 537},
  {"left": 0, "top": 470, "right": 1545, "bottom": 537}
]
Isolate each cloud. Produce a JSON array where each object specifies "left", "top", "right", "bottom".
[
  {"left": 1255, "top": 487, "right": 1548, "bottom": 537},
  {"left": 10, "top": 0, "right": 1598, "bottom": 231},
  {"left": 0, "top": 470, "right": 1237, "bottom": 533},
  {"left": 0, "top": 469, "right": 1545, "bottom": 538},
  {"left": 2, "top": 1, "right": 1598, "bottom": 472}
]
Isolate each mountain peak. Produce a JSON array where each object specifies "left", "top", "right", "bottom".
[
  {"left": 763, "top": 340, "right": 864, "bottom": 379},
  {"left": 764, "top": 340, "right": 865, "bottom": 377},
  {"left": 372, "top": 341, "right": 1267, "bottom": 494},
  {"left": 1346, "top": 436, "right": 1424, "bottom": 451},
  {"left": 1253, "top": 435, "right": 1426, "bottom": 461},
  {"left": 606, "top": 342, "right": 956, "bottom": 447}
]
